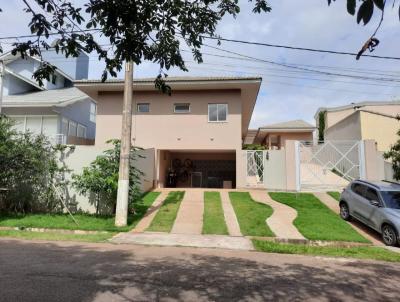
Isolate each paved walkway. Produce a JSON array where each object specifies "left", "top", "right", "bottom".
[
  {"left": 220, "top": 191, "right": 242, "bottom": 236},
  {"left": 112, "top": 232, "right": 254, "bottom": 250},
  {"left": 249, "top": 190, "right": 305, "bottom": 240},
  {"left": 132, "top": 191, "right": 169, "bottom": 233},
  {"left": 314, "top": 192, "right": 385, "bottom": 246},
  {"left": 171, "top": 189, "right": 204, "bottom": 235}
]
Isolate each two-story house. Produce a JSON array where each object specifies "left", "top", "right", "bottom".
[
  {"left": 315, "top": 101, "right": 400, "bottom": 152},
  {"left": 74, "top": 76, "right": 262, "bottom": 189},
  {"left": 1, "top": 50, "right": 97, "bottom": 144}
]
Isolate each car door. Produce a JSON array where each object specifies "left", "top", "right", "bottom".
[
  {"left": 349, "top": 183, "right": 367, "bottom": 221},
  {"left": 363, "top": 187, "right": 383, "bottom": 230}
]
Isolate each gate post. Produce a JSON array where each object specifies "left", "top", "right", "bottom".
[
  {"left": 294, "top": 141, "right": 301, "bottom": 191},
  {"left": 358, "top": 141, "right": 366, "bottom": 179}
]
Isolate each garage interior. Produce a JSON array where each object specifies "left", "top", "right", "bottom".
[{"left": 158, "top": 150, "right": 236, "bottom": 189}]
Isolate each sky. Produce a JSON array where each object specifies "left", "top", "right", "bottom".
[{"left": 1, "top": 0, "right": 400, "bottom": 128}]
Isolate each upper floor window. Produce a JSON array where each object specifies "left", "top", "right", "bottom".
[
  {"left": 174, "top": 103, "right": 190, "bottom": 113},
  {"left": 137, "top": 103, "right": 150, "bottom": 113},
  {"left": 208, "top": 104, "right": 228, "bottom": 122},
  {"left": 90, "top": 102, "right": 97, "bottom": 123}
]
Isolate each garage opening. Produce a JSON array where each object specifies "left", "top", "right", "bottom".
[{"left": 158, "top": 150, "right": 236, "bottom": 189}]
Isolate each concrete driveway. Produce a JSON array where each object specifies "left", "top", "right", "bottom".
[{"left": 1, "top": 238, "right": 400, "bottom": 301}]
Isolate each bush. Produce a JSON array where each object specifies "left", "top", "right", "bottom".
[
  {"left": 0, "top": 115, "right": 69, "bottom": 213},
  {"left": 72, "top": 139, "right": 144, "bottom": 214}
]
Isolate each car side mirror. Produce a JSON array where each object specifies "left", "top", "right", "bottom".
[{"left": 370, "top": 200, "right": 380, "bottom": 207}]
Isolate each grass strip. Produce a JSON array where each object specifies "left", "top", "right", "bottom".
[
  {"left": 229, "top": 192, "right": 274, "bottom": 237},
  {"left": 253, "top": 240, "right": 400, "bottom": 263},
  {"left": 203, "top": 192, "right": 228, "bottom": 235},
  {"left": 147, "top": 191, "right": 185, "bottom": 232},
  {"left": 0, "top": 191, "right": 161, "bottom": 232},
  {"left": 269, "top": 192, "right": 368, "bottom": 243},
  {"left": 0, "top": 230, "right": 115, "bottom": 243},
  {"left": 327, "top": 191, "right": 341, "bottom": 201}
]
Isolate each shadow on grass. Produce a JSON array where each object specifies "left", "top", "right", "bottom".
[{"left": 1, "top": 239, "right": 400, "bottom": 301}]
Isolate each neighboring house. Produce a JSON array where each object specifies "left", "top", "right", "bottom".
[
  {"left": 3, "top": 87, "right": 96, "bottom": 145},
  {"left": 0, "top": 51, "right": 96, "bottom": 144},
  {"left": 74, "top": 76, "right": 261, "bottom": 189},
  {"left": 245, "top": 120, "right": 315, "bottom": 149},
  {"left": 315, "top": 101, "right": 400, "bottom": 152}
]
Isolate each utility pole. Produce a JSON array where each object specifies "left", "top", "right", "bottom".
[
  {"left": 115, "top": 61, "right": 134, "bottom": 227},
  {"left": 0, "top": 60, "right": 4, "bottom": 114}
]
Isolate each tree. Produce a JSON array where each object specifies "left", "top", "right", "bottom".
[
  {"left": 328, "top": 0, "right": 396, "bottom": 59},
  {"left": 0, "top": 0, "right": 271, "bottom": 86},
  {"left": 0, "top": 115, "right": 69, "bottom": 213},
  {"left": 384, "top": 129, "right": 400, "bottom": 181},
  {"left": 72, "top": 139, "right": 144, "bottom": 214},
  {"left": 318, "top": 111, "right": 326, "bottom": 142}
]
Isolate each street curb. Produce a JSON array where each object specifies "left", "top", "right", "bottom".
[
  {"left": 0, "top": 226, "right": 112, "bottom": 235},
  {"left": 250, "top": 236, "right": 373, "bottom": 247}
]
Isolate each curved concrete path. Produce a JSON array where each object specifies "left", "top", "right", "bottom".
[{"left": 249, "top": 190, "right": 305, "bottom": 240}]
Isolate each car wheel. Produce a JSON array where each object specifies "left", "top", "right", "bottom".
[
  {"left": 339, "top": 202, "right": 351, "bottom": 221},
  {"left": 382, "top": 225, "right": 398, "bottom": 247}
]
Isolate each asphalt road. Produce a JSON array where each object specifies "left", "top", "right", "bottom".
[{"left": 1, "top": 238, "right": 400, "bottom": 302}]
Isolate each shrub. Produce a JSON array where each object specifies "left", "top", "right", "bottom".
[
  {"left": 72, "top": 139, "right": 144, "bottom": 214},
  {"left": 0, "top": 115, "right": 69, "bottom": 213}
]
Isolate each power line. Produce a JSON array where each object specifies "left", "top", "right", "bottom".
[
  {"left": 0, "top": 29, "right": 100, "bottom": 41},
  {"left": 201, "top": 36, "right": 400, "bottom": 61},
  {"left": 202, "top": 44, "right": 400, "bottom": 84}
]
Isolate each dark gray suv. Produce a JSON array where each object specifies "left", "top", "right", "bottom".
[{"left": 340, "top": 180, "right": 400, "bottom": 246}]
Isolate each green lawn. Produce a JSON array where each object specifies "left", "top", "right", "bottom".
[
  {"left": 269, "top": 192, "right": 368, "bottom": 243},
  {"left": 229, "top": 192, "right": 274, "bottom": 237},
  {"left": 0, "top": 191, "right": 160, "bottom": 232},
  {"left": 253, "top": 240, "right": 400, "bottom": 263},
  {"left": 147, "top": 191, "right": 185, "bottom": 232},
  {"left": 327, "top": 191, "right": 341, "bottom": 201},
  {"left": 0, "top": 230, "right": 115, "bottom": 243},
  {"left": 203, "top": 192, "right": 228, "bottom": 235}
]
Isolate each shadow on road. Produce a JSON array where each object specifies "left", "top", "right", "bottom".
[{"left": 0, "top": 239, "right": 399, "bottom": 301}]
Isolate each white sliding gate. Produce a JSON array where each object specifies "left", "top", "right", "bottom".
[{"left": 298, "top": 140, "right": 365, "bottom": 191}]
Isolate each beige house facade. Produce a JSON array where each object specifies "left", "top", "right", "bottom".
[
  {"left": 245, "top": 120, "right": 315, "bottom": 149},
  {"left": 75, "top": 77, "right": 261, "bottom": 189},
  {"left": 315, "top": 101, "right": 400, "bottom": 152}
]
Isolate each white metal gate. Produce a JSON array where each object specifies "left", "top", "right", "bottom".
[
  {"left": 246, "top": 150, "right": 265, "bottom": 187},
  {"left": 298, "top": 140, "right": 365, "bottom": 191}
]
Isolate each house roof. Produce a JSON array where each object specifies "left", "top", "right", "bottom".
[
  {"left": 314, "top": 100, "right": 400, "bottom": 120},
  {"left": 259, "top": 119, "right": 315, "bottom": 131},
  {"left": 75, "top": 76, "right": 262, "bottom": 136},
  {"left": 0, "top": 51, "right": 74, "bottom": 82},
  {"left": 2, "top": 87, "right": 92, "bottom": 107},
  {"left": 4, "top": 67, "right": 45, "bottom": 91}
]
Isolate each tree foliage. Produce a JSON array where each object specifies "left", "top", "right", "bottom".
[
  {"left": 383, "top": 129, "right": 400, "bottom": 181},
  {"left": 0, "top": 115, "right": 69, "bottom": 213},
  {"left": 72, "top": 139, "right": 144, "bottom": 214},
  {"left": 318, "top": 111, "right": 326, "bottom": 142},
  {"left": 0, "top": 0, "right": 271, "bottom": 87}
]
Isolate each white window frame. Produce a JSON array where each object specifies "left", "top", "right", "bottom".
[
  {"left": 174, "top": 103, "right": 191, "bottom": 114},
  {"left": 208, "top": 103, "right": 228, "bottom": 122},
  {"left": 77, "top": 124, "right": 87, "bottom": 138},
  {"left": 68, "top": 120, "right": 77, "bottom": 137},
  {"left": 137, "top": 103, "right": 150, "bottom": 113},
  {"left": 90, "top": 102, "right": 97, "bottom": 123}
]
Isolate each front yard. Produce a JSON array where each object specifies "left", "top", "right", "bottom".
[
  {"left": 269, "top": 192, "right": 369, "bottom": 243},
  {"left": 0, "top": 191, "right": 161, "bottom": 233},
  {"left": 229, "top": 192, "right": 274, "bottom": 237}
]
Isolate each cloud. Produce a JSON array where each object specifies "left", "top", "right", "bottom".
[{"left": 1, "top": 0, "right": 399, "bottom": 129}]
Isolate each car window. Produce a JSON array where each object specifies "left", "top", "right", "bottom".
[
  {"left": 380, "top": 191, "right": 400, "bottom": 209},
  {"left": 351, "top": 183, "right": 365, "bottom": 197},
  {"left": 365, "top": 187, "right": 379, "bottom": 202}
]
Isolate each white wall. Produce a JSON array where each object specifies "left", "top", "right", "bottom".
[{"left": 61, "top": 145, "right": 155, "bottom": 213}]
